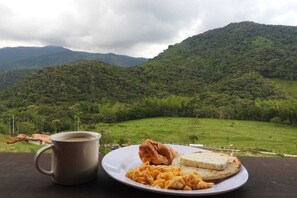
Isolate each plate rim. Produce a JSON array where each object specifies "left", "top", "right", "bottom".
[{"left": 101, "top": 144, "right": 249, "bottom": 196}]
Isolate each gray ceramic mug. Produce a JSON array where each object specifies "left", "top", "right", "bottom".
[{"left": 34, "top": 131, "right": 101, "bottom": 185}]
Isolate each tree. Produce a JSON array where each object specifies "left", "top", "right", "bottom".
[
  {"left": 17, "top": 121, "right": 37, "bottom": 135},
  {"left": 0, "top": 122, "right": 8, "bottom": 134},
  {"left": 51, "top": 119, "right": 63, "bottom": 133}
]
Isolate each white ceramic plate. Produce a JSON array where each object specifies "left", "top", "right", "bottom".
[{"left": 101, "top": 145, "right": 248, "bottom": 196}]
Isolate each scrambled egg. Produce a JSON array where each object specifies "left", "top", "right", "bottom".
[{"left": 126, "top": 162, "right": 213, "bottom": 190}]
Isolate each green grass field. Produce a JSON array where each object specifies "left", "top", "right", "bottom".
[
  {"left": 96, "top": 117, "right": 297, "bottom": 155},
  {"left": 1, "top": 117, "right": 297, "bottom": 156}
]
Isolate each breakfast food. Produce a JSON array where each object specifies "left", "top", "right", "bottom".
[
  {"left": 126, "top": 139, "right": 242, "bottom": 191},
  {"left": 139, "top": 139, "right": 178, "bottom": 165},
  {"left": 172, "top": 152, "right": 241, "bottom": 182},
  {"left": 126, "top": 162, "right": 213, "bottom": 190},
  {"left": 179, "top": 152, "right": 230, "bottom": 171}
]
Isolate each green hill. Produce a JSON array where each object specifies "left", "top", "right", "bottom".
[
  {"left": 150, "top": 21, "right": 297, "bottom": 80},
  {"left": 139, "top": 22, "right": 297, "bottom": 96},
  {"left": 1, "top": 61, "right": 151, "bottom": 104}
]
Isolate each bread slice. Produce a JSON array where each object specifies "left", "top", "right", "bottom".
[
  {"left": 179, "top": 152, "right": 229, "bottom": 170},
  {"left": 172, "top": 152, "right": 241, "bottom": 182}
]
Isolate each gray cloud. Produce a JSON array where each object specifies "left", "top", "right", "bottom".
[{"left": 0, "top": 0, "right": 297, "bottom": 58}]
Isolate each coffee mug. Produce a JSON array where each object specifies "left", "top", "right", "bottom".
[{"left": 34, "top": 131, "right": 101, "bottom": 185}]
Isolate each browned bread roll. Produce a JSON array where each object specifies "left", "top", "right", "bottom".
[{"left": 139, "top": 139, "right": 178, "bottom": 165}]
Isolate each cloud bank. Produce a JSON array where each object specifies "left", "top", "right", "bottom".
[{"left": 0, "top": 0, "right": 297, "bottom": 58}]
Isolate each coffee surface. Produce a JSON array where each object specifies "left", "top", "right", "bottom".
[{"left": 60, "top": 136, "right": 94, "bottom": 141}]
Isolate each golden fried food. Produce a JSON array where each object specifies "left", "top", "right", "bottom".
[
  {"left": 139, "top": 139, "right": 178, "bottom": 165},
  {"left": 126, "top": 162, "right": 213, "bottom": 190}
]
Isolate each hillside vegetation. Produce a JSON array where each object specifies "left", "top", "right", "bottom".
[
  {"left": 0, "top": 69, "right": 37, "bottom": 91},
  {"left": 151, "top": 22, "right": 297, "bottom": 80},
  {"left": 0, "top": 22, "right": 297, "bottom": 135},
  {"left": 273, "top": 79, "right": 297, "bottom": 99}
]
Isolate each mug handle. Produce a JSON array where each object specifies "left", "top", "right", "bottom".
[{"left": 34, "top": 144, "right": 54, "bottom": 176}]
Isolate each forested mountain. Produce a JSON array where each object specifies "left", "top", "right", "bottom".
[
  {"left": 148, "top": 21, "right": 297, "bottom": 80},
  {"left": 0, "top": 46, "right": 148, "bottom": 72},
  {"left": 0, "top": 21, "right": 296, "bottom": 134},
  {"left": 134, "top": 21, "right": 297, "bottom": 98},
  {"left": 2, "top": 61, "right": 151, "bottom": 104}
]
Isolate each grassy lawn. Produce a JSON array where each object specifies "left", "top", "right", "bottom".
[{"left": 96, "top": 117, "right": 297, "bottom": 155}]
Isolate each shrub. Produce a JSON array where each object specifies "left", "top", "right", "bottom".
[{"left": 270, "top": 117, "right": 282, "bottom": 125}]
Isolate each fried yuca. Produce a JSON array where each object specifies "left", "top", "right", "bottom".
[{"left": 126, "top": 162, "right": 213, "bottom": 190}]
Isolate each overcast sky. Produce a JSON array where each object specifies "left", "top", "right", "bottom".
[{"left": 0, "top": 0, "right": 297, "bottom": 58}]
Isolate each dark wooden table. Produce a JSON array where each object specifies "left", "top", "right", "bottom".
[{"left": 0, "top": 153, "right": 296, "bottom": 198}]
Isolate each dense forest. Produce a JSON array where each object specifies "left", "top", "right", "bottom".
[
  {"left": 0, "top": 22, "right": 297, "bottom": 134},
  {"left": 0, "top": 69, "right": 37, "bottom": 91}
]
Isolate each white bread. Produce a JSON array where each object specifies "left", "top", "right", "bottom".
[
  {"left": 172, "top": 152, "right": 241, "bottom": 182},
  {"left": 179, "top": 152, "right": 229, "bottom": 170}
]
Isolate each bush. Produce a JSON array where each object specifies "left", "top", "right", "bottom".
[
  {"left": 270, "top": 117, "right": 282, "bottom": 125},
  {"left": 282, "top": 119, "right": 291, "bottom": 125}
]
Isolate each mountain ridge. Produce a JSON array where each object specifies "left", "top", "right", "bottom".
[{"left": 0, "top": 45, "right": 148, "bottom": 72}]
